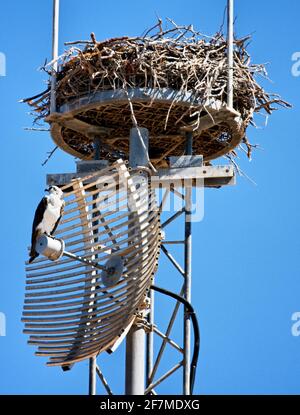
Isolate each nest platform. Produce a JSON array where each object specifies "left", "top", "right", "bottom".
[
  {"left": 47, "top": 88, "right": 244, "bottom": 168},
  {"left": 24, "top": 24, "right": 290, "bottom": 166}
]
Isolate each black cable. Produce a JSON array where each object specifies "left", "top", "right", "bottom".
[{"left": 149, "top": 284, "right": 200, "bottom": 395}]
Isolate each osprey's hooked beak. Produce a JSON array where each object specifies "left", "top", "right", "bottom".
[{"left": 45, "top": 187, "right": 51, "bottom": 192}]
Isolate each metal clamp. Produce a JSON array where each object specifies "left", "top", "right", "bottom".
[{"left": 36, "top": 234, "right": 124, "bottom": 288}]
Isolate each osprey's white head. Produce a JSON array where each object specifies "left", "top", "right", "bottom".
[{"left": 45, "top": 185, "right": 64, "bottom": 199}]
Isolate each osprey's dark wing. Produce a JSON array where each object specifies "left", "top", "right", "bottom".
[
  {"left": 29, "top": 196, "right": 48, "bottom": 263},
  {"left": 31, "top": 197, "right": 48, "bottom": 243},
  {"left": 51, "top": 201, "right": 65, "bottom": 236}
]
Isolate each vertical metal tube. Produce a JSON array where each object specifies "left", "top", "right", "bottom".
[
  {"left": 227, "top": 0, "right": 234, "bottom": 109},
  {"left": 146, "top": 287, "right": 154, "bottom": 386},
  {"left": 185, "top": 131, "right": 193, "bottom": 156},
  {"left": 125, "top": 127, "right": 149, "bottom": 395},
  {"left": 50, "top": 0, "right": 60, "bottom": 114},
  {"left": 88, "top": 136, "right": 102, "bottom": 396},
  {"left": 94, "top": 137, "right": 102, "bottom": 160},
  {"left": 89, "top": 356, "right": 97, "bottom": 395},
  {"left": 126, "top": 325, "right": 146, "bottom": 395},
  {"left": 183, "top": 132, "right": 193, "bottom": 395}
]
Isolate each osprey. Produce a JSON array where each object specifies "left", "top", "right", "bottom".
[{"left": 29, "top": 185, "right": 65, "bottom": 263}]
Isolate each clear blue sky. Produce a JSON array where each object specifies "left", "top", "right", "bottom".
[{"left": 0, "top": 0, "right": 299, "bottom": 395}]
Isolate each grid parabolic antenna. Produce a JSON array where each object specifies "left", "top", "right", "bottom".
[{"left": 22, "top": 159, "right": 161, "bottom": 367}]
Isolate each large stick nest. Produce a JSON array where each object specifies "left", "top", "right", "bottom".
[{"left": 24, "top": 22, "right": 290, "bottom": 165}]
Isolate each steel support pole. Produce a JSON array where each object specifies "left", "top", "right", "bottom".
[
  {"left": 50, "top": 0, "right": 59, "bottom": 114},
  {"left": 94, "top": 136, "right": 102, "bottom": 160},
  {"left": 126, "top": 325, "right": 146, "bottom": 395},
  {"left": 89, "top": 355, "right": 97, "bottom": 395},
  {"left": 146, "top": 287, "right": 154, "bottom": 387},
  {"left": 227, "top": 0, "right": 234, "bottom": 109},
  {"left": 88, "top": 136, "right": 102, "bottom": 396},
  {"left": 125, "top": 127, "right": 149, "bottom": 395},
  {"left": 183, "top": 132, "right": 193, "bottom": 395}
]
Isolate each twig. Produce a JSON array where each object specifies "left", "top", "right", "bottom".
[
  {"left": 227, "top": 155, "right": 257, "bottom": 186},
  {"left": 142, "top": 18, "right": 163, "bottom": 38},
  {"left": 65, "top": 40, "right": 92, "bottom": 45},
  {"left": 19, "top": 87, "right": 51, "bottom": 103},
  {"left": 42, "top": 146, "right": 58, "bottom": 166},
  {"left": 24, "top": 127, "right": 50, "bottom": 132}
]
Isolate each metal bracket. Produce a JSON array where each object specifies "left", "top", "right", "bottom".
[
  {"left": 47, "top": 160, "right": 235, "bottom": 188},
  {"left": 169, "top": 155, "right": 203, "bottom": 168},
  {"left": 35, "top": 235, "right": 124, "bottom": 288},
  {"left": 151, "top": 165, "right": 235, "bottom": 188}
]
